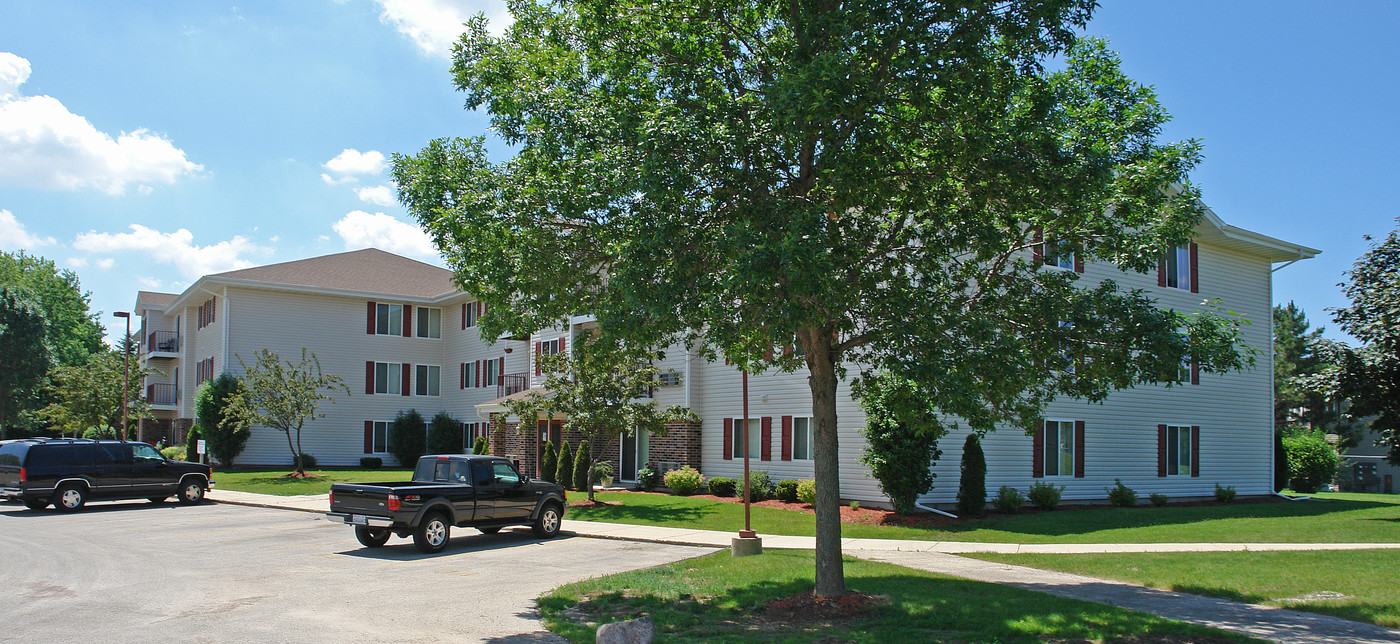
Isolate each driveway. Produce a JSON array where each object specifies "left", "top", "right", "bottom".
[{"left": 0, "top": 499, "right": 714, "bottom": 643}]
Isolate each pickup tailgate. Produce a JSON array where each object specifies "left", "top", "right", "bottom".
[{"left": 329, "top": 482, "right": 412, "bottom": 515}]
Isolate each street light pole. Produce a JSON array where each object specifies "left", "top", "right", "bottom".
[{"left": 113, "top": 311, "right": 131, "bottom": 442}]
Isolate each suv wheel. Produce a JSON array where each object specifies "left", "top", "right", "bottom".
[
  {"left": 355, "top": 526, "right": 392, "bottom": 548},
  {"left": 53, "top": 484, "right": 87, "bottom": 512},
  {"left": 532, "top": 502, "right": 562, "bottom": 538},
  {"left": 177, "top": 479, "right": 206, "bottom": 505},
  {"left": 413, "top": 512, "right": 451, "bottom": 554}
]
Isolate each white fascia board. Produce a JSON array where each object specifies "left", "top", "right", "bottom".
[{"left": 162, "top": 276, "right": 466, "bottom": 314}]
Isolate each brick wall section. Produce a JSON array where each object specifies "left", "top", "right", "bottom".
[
  {"left": 490, "top": 418, "right": 704, "bottom": 480},
  {"left": 645, "top": 421, "right": 702, "bottom": 471}
]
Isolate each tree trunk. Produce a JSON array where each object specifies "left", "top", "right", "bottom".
[
  {"left": 283, "top": 429, "right": 301, "bottom": 476},
  {"left": 804, "top": 327, "right": 846, "bottom": 598}
]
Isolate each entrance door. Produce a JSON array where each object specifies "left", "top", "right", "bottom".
[
  {"left": 620, "top": 430, "right": 648, "bottom": 482},
  {"left": 537, "top": 420, "right": 562, "bottom": 477}
]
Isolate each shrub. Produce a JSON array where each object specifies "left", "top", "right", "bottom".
[
  {"left": 1214, "top": 483, "right": 1237, "bottom": 502},
  {"left": 556, "top": 441, "right": 574, "bottom": 490},
  {"left": 1107, "top": 479, "right": 1138, "bottom": 507},
  {"left": 1281, "top": 428, "right": 1339, "bottom": 493},
  {"left": 856, "top": 374, "right": 942, "bottom": 515},
  {"left": 360, "top": 457, "right": 383, "bottom": 469},
  {"left": 83, "top": 426, "right": 118, "bottom": 439},
  {"left": 1149, "top": 493, "right": 1169, "bottom": 507},
  {"left": 427, "top": 411, "right": 462, "bottom": 454},
  {"left": 573, "top": 439, "right": 591, "bottom": 490},
  {"left": 473, "top": 435, "right": 489, "bottom": 455},
  {"left": 298, "top": 453, "right": 317, "bottom": 469},
  {"left": 1027, "top": 481, "right": 1063, "bottom": 510},
  {"left": 993, "top": 486, "right": 1025, "bottom": 514},
  {"left": 776, "top": 479, "right": 800, "bottom": 502},
  {"left": 388, "top": 409, "right": 427, "bottom": 467},
  {"left": 636, "top": 466, "right": 660, "bottom": 491},
  {"left": 592, "top": 460, "right": 614, "bottom": 481},
  {"left": 664, "top": 466, "right": 704, "bottom": 495},
  {"left": 185, "top": 424, "right": 202, "bottom": 462},
  {"left": 196, "top": 373, "right": 250, "bottom": 468},
  {"left": 849, "top": 500, "right": 861, "bottom": 510},
  {"left": 957, "top": 433, "right": 987, "bottom": 516},
  {"left": 1274, "top": 430, "right": 1289, "bottom": 492},
  {"left": 747, "top": 470, "right": 775, "bottom": 500},
  {"left": 708, "top": 477, "right": 738, "bottom": 497},
  {"left": 796, "top": 478, "right": 817, "bottom": 505},
  {"left": 161, "top": 446, "right": 186, "bottom": 461},
  {"left": 540, "top": 441, "right": 557, "bottom": 483}
]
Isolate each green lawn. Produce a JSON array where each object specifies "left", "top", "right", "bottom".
[
  {"left": 539, "top": 549, "right": 1257, "bottom": 643},
  {"left": 564, "top": 491, "right": 1400, "bottom": 543},
  {"left": 970, "top": 549, "right": 1400, "bottom": 629},
  {"left": 214, "top": 469, "right": 413, "bottom": 495}
]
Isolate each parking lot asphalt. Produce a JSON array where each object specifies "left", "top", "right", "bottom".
[{"left": 0, "top": 498, "right": 715, "bottom": 643}]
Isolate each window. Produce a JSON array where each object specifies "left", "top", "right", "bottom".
[
  {"left": 416, "top": 307, "right": 441, "bottom": 338},
  {"left": 372, "top": 421, "right": 391, "bottom": 453},
  {"left": 464, "top": 302, "right": 479, "bottom": 328},
  {"left": 373, "top": 362, "right": 402, "bottom": 394},
  {"left": 731, "top": 418, "right": 761, "bottom": 459},
  {"left": 1043, "top": 420, "right": 1075, "bottom": 477},
  {"left": 197, "top": 298, "right": 216, "bottom": 329},
  {"left": 415, "top": 365, "right": 440, "bottom": 396},
  {"left": 461, "top": 422, "right": 484, "bottom": 449},
  {"left": 792, "top": 417, "right": 813, "bottom": 460},
  {"left": 484, "top": 358, "right": 499, "bottom": 386},
  {"left": 462, "top": 362, "right": 477, "bottom": 389},
  {"left": 375, "top": 303, "right": 403, "bottom": 335},
  {"left": 1042, "top": 239, "right": 1076, "bottom": 270},
  {"left": 1165, "top": 424, "right": 1192, "bottom": 476},
  {"left": 1165, "top": 244, "right": 1192, "bottom": 290},
  {"left": 492, "top": 461, "right": 522, "bottom": 485}
]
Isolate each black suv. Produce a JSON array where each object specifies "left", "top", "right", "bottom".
[{"left": 0, "top": 438, "right": 215, "bottom": 512}]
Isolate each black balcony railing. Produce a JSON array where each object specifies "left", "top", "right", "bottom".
[
  {"left": 147, "top": 383, "right": 178, "bottom": 406},
  {"left": 498, "top": 373, "right": 530, "bottom": 399},
  {"left": 147, "top": 331, "right": 179, "bottom": 354}
]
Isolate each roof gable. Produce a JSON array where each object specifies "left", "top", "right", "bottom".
[{"left": 211, "top": 248, "right": 457, "bottom": 298}]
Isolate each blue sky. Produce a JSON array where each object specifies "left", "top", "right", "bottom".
[{"left": 1, "top": 1, "right": 1394, "bottom": 345}]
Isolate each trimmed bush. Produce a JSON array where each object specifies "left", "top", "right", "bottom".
[
  {"left": 473, "top": 435, "right": 489, "bottom": 455},
  {"left": 1107, "top": 479, "right": 1138, "bottom": 507},
  {"left": 161, "top": 446, "right": 186, "bottom": 461},
  {"left": 83, "top": 426, "right": 118, "bottom": 439},
  {"left": 388, "top": 409, "right": 427, "bottom": 467},
  {"left": 776, "top": 479, "right": 800, "bottom": 502},
  {"left": 540, "top": 441, "right": 558, "bottom": 483},
  {"left": 993, "top": 486, "right": 1025, "bottom": 514},
  {"left": 1274, "top": 430, "right": 1289, "bottom": 492},
  {"left": 747, "top": 470, "right": 775, "bottom": 501},
  {"left": 556, "top": 441, "right": 574, "bottom": 490},
  {"left": 1149, "top": 493, "right": 1169, "bottom": 507},
  {"left": 796, "top": 478, "right": 817, "bottom": 505},
  {"left": 1282, "top": 428, "right": 1339, "bottom": 493},
  {"left": 573, "top": 439, "right": 591, "bottom": 491},
  {"left": 636, "top": 466, "right": 660, "bottom": 491},
  {"left": 664, "top": 466, "right": 704, "bottom": 495},
  {"left": 196, "top": 372, "right": 250, "bottom": 468},
  {"left": 360, "top": 457, "right": 383, "bottom": 469},
  {"left": 427, "top": 411, "right": 461, "bottom": 454},
  {"left": 185, "top": 424, "right": 202, "bottom": 462},
  {"left": 856, "top": 374, "right": 942, "bottom": 515},
  {"left": 1214, "top": 483, "right": 1237, "bottom": 502},
  {"left": 957, "top": 433, "right": 987, "bottom": 516},
  {"left": 708, "top": 477, "right": 738, "bottom": 497},
  {"left": 1027, "top": 480, "right": 1063, "bottom": 510},
  {"left": 298, "top": 453, "right": 317, "bottom": 469}
]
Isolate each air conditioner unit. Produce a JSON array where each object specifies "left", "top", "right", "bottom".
[{"left": 657, "top": 372, "right": 681, "bottom": 387}]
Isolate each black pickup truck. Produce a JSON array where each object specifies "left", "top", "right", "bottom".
[{"left": 326, "top": 455, "right": 567, "bottom": 553}]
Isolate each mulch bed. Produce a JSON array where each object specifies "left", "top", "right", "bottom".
[{"left": 762, "top": 590, "right": 887, "bottom": 622}]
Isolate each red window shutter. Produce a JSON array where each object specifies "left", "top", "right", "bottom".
[
  {"left": 476, "top": 360, "right": 482, "bottom": 388},
  {"left": 1189, "top": 242, "right": 1199, "bottom": 294},
  {"left": 1190, "top": 363, "right": 1200, "bottom": 385},
  {"left": 535, "top": 341, "right": 542, "bottom": 376},
  {"left": 402, "top": 305, "right": 412, "bottom": 337},
  {"left": 478, "top": 301, "right": 483, "bottom": 317},
  {"left": 364, "top": 421, "right": 373, "bottom": 454},
  {"left": 764, "top": 349, "right": 773, "bottom": 361},
  {"left": 722, "top": 418, "right": 733, "bottom": 460},
  {"left": 760, "top": 417, "right": 772, "bottom": 461},
  {"left": 401, "top": 363, "right": 411, "bottom": 396},
  {"left": 1191, "top": 426, "right": 1201, "bottom": 477},
  {"left": 1157, "top": 256, "right": 1167, "bottom": 288},
  {"left": 783, "top": 345, "right": 793, "bottom": 356},
  {"left": 1032, "top": 421, "right": 1044, "bottom": 478},
  {"left": 1157, "top": 424, "right": 1168, "bottom": 477},
  {"left": 366, "top": 362, "right": 375, "bottom": 395},
  {"left": 499, "top": 357, "right": 505, "bottom": 383},
  {"left": 460, "top": 363, "right": 465, "bottom": 389},
  {"left": 1032, "top": 227, "right": 1044, "bottom": 264},
  {"left": 367, "top": 302, "right": 376, "bottom": 334},
  {"left": 781, "top": 416, "right": 793, "bottom": 461},
  {"left": 559, "top": 336, "right": 566, "bottom": 356},
  {"left": 461, "top": 303, "right": 466, "bottom": 330},
  {"left": 210, "top": 297, "right": 215, "bottom": 323},
  {"left": 1074, "top": 420, "right": 1085, "bottom": 478},
  {"left": 1074, "top": 250, "right": 1084, "bottom": 273}
]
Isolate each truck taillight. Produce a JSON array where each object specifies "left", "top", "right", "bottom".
[
  {"left": 18, "top": 468, "right": 26, "bottom": 483},
  {"left": 328, "top": 491, "right": 334, "bottom": 506},
  {"left": 386, "top": 493, "right": 400, "bottom": 511}
]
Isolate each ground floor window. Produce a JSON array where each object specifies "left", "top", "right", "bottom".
[
  {"left": 792, "top": 416, "right": 813, "bottom": 460},
  {"left": 732, "top": 418, "right": 760, "bottom": 459},
  {"left": 1166, "top": 424, "right": 1191, "bottom": 476},
  {"left": 372, "top": 421, "right": 391, "bottom": 454},
  {"left": 1043, "top": 419, "right": 1075, "bottom": 477}
]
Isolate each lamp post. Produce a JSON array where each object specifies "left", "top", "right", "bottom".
[
  {"left": 732, "top": 367, "right": 762, "bottom": 556},
  {"left": 113, "top": 311, "right": 131, "bottom": 442}
]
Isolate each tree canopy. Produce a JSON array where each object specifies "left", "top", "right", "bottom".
[
  {"left": 195, "top": 372, "right": 252, "bottom": 467},
  {"left": 396, "top": 0, "right": 1248, "bottom": 597},
  {"left": 37, "top": 349, "right": 154, "bottom": 439},
  {"left": 1333, "top": 218, "right": 1400, "bottom": 464},
  {"left": 0, "top": 288, "right": 51, "bottom": 437},
  {"left": 0, "top": 251, "right": 104, "bottom": 368},
  {"left": 226, "top": 349, "right": 348, "bottom": 475}
]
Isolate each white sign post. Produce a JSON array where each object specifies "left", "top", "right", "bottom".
[{"left": 197, "top": 439, "right": 207, "bottom": 465}]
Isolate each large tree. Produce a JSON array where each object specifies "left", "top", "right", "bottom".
[
  {"left": 195, "top": 372, "right": 252, "bottom": 467},
  {"left": 1333, "top": 219, "right": 1400, "bottom": 464},
  {"left": 37, "top": 350, "right": 154, "bottom": 438},
  {"left": 0, "top": 288, "right": 51, "bottom": 437},
  {"left": 0, "top": 251, "right": 104, "bottom": 368},
  {"left": 226, "top": 349, "right": 349, "bottom": 476},
  {"left": 396, "top": 1, "right": 1248, "bottom": 597}
]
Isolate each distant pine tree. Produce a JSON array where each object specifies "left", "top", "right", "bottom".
[
  {"left": 957, "top": 433, "right": 987, "bottom": 516},
  {"left": 556, "top": 441, "right": 574, "bottom": 490},
  {"left": 541, "top": 440, "right": 558, "bottom": 483}
]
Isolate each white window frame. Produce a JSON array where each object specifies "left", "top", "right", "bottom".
[
  {"left": 464, "top": 303, "right": 479, "bottom": 328},
  {"left": 1165, "top": 424, "right": 1192, "bottom": 476},
  {"left": 1165, "top": 244, "right": 1191, "bottom": 290},
  {"left": 1043, "top": 419, "right": 1076, "bottom": 477},
  {"left": 415, "top": 364, "right": 440, "bottom": 396},
  {"left": 731, "top": 418, "right": 761, "bottom": 459},
  {"left": 1042, "top": 239, "right": 1076, "bottom": 271},
  {"left": 415, "top": 307, "right": 442, "bottom": 339},
  {"left": 375, "top": 303, "right": 403, "bottom": 336},
  {"left": 373, "top": 362, "right": 401, "bottom": 395},
  {"left": 484, "top": 358, "right": 499, "bottom": 386},
  {"left": 372, "top": 420, "right": 391, "bottom": 454},
  {"left": 463, "top": 362, "right": 477, "bottom": 389},
  {"left": 792, "top": 416, "right": 814, "bottom": 460}
]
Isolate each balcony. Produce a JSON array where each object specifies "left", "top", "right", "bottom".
[
  {"left": 146, "top": 331, "right": 179, "bottom": 358},
  {"left": 146, "top": 383, "right": 178, "bottom": 409},
  {"left": 498, "top": 373, "right": 530, "bottom": 399}
]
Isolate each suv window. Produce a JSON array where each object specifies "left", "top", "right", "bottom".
[
  {"left": 491, "top": 462, "right": 522, "bottom": 485},
  {"left": 25, "top": 445, "right": 57, "bottom": 468},
  {"left": 0, "top": 442, "right": 28, "bottom": 467},
  {"left": 132, "top": 443, "right": 165, "bottom": 463},
  {"left": 103, "top": 443, "right": 132, "bottom": 465}
]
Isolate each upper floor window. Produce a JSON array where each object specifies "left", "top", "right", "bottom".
[
  {"left": 197, "top": 298, "right": 216, "bottom": 329},
  {"left": 464, "top": 302, "right": 479, "bottom": 328},
  {"left": 416, "top": 307, "right": 441, "bottom": 338},
  {"left": 373, "top": 362, "right": 402, "bottom": 394},
  {"left": 484, "top": 358, "right": 500, "bottom": 386},
  {"left": 1042, "top": 239, "right": 1077, "bottom": 271},
  {"left": 415, "top": 364, "right": 440, "bottom": 396},
  {"left": 1160, "top": 243, "right": 1198, "bottom": 292},
  {"left": 375, "top": 303, "right": 403, "bottom": 336}
]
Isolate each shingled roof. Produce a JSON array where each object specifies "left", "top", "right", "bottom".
[{"left": 211, "top": 248, "right": 458, "bottom": 298}]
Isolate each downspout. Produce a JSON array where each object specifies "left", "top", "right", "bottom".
[{"left": 914, "top": 500, "right": 958, "bottom": 519}]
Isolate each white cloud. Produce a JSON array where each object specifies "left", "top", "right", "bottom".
[
  {"left": 66, "top": 257, "right": 87, "bottom": 268},
  {"left": 136, "top": 276, "right": 162, "bottom": 289},
  {"left": 322, "top": 148, "right": 386, "bottom": 178},
  {"left": 72, "top": 224, "right": 271, "bottom": 279},
  {"left": 355, "top": 184, "right": 397, "bottom": 206},
  {"left": 0, "top": 209, "right": 56, "bottom": 250},
  {"left": 321, "top": 172, "right": 356, "bottom": 185},
  {"left": 95, "top": 258, "right": 115, "bottom": 269},
  {"left": 332, "top": 210, "right": 436, "bottom": 258},
  {"left": 0, "top": 52, "right": 202, "bottom": 195},
  {"left": 372, "top": 0, "right": 511, "bottom": 59}
]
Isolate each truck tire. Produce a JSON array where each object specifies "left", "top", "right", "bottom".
[
  {"left": 532, "top": 502, "right": 562, "bottom": 538},
  {"left": 53, "top": 483, "right": 87, "bottom": 512},
  {"left": 355, "top": 526, "right": 392, "bottom": 548},
  {"left": 177, "top": 478, "right": 206, "bottom": 505},
  {"left": 413, "top": 512, "right": 451, "bottom": 554}
]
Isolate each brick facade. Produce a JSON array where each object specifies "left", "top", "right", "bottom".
[{"left": 488, "top": 417, "right": 704, "bottom": 484}]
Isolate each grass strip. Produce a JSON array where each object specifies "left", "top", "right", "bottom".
[
  {"left": 539, "top": 549, "right": 1258, "bottom": 643},
  {"left": 214, "top": 469, "right": 414, "bottom": 495},
  {"left": 970, "top": 549, "right": 1400, "bottom": 629}
]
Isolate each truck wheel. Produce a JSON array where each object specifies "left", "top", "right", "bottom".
[
  {"left": 478, "top": 526, "right": 501, "bottom": 534},
  {"left": 532, "top": 502, "right": 562, "bottom": 538},
  {"left": 22, "top": 498, "right": 49, "bottom": 511},
  {"left": 413, "top": 512, "right": 451, "bottom": 554},
  {"left": 53, "top": 484, "right": 87, "bottom": 512},
  {"left": 355, "top": 526, "right": 392, "bottom": 548},
  {"left": 177, "top": 479, "right": 206, "bottom": 505}
]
